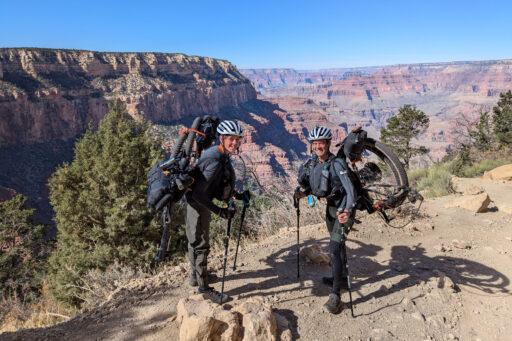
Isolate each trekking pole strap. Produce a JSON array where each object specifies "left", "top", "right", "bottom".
[{"left": 179, "top": 128, "right": 206, "bottom": 136}]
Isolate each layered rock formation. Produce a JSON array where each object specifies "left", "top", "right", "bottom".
[
  {"left": 242, "top": 60, "right": 512, "bottom": 162},
  {"left": 0, "top": 48, "right": 256, "bottom": 147}
]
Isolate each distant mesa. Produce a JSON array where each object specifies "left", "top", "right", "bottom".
[{"left": 241, "top": 59, "right": 512, "bottom": 161}]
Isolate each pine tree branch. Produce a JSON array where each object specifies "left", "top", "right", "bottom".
[
  {"left": 86, "top": 215, "right": 105, "bottom": 227},
  {"left": 46, "top": 312, "right": 70, "bottom": 320}
]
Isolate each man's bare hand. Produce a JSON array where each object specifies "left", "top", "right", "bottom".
[{"left": 336, "top": 210, "right": 350, "bottom": 224}]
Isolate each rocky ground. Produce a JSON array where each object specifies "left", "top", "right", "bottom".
[{"left": 2, "top": 176, "right": 512, "bottom": 341}]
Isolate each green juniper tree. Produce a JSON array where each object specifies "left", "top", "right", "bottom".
[
  {"left": 0, "top": 195, "right": 47, "bottom": 299},
  {"left": 380, "top": 104, "right": 430, "bottom": 168},
  {"left": 48, "top": 100, "right": 163, "bottom": 306},
  {"left": 492, "top": 90, "right": 512, "bottom": 147},
  {"left": 471, "top": 110, "right": 493, "bottom": 151}
]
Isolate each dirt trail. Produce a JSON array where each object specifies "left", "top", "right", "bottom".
[{"left": 2, "top": 178, "right": 512, "bottom": 341}]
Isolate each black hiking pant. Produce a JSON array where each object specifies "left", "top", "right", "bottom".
[
  {"left": 326, "top": 205, "right": 353, "bottom": 295},
  {"left": 185, "top": 199, "right": 212, "bottom": 289}
]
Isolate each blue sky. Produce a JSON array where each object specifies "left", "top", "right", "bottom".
[{"left": 1, "top": 0, "right": 511, "bottom": 69}]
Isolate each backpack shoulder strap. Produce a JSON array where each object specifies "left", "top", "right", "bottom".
[
  {"left": 306, "top": 155, "right": 318, "bottom": 171},
  {"left": 330, "top": 156, "right": 349, "bottom": 175}
]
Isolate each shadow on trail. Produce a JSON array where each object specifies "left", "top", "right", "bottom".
[
  {"left": 351, "top": 243, "right": 510, "bottom": 317},
  {"left": 225, "top": 235, "right": 511, "bottom": 319},
  {"left": 224, "top": 238, "right": 330, "bottom": 299}
]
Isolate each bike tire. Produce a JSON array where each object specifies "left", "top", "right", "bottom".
[
  {"left": 171, "top": 133, "right": 188, "bottom": 159},
  {"left": 358, "top": 138, "right": 409, "bottom": 208},
  {"left": 184, "top": 117, "right": 203, "bottom": 156}
]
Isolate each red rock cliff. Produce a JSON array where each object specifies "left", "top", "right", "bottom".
[
  {"left": 241, "top": 60, "right": 512, "bottom": 161},
  {"left": 0, "top": 48, "right": 256, "bottom": 147}
]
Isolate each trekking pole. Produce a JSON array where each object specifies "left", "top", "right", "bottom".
[
  {"left": 220, "top": 201, "right": 236, "bottom": 304},
  {"left": 293, "top": 187, "right": 301, "bottom": 278},
  {"left": 342, "top": 236, "right": 355, "bottom": 318},
  {"left": 155, "top": 203, "right": 172, "bottom": 264},
  {"left": 232, "top": 199, "right": 249, "bottom": 271},
  {"left": 347, "top": 272, "right": 354, "bottom": 318}
]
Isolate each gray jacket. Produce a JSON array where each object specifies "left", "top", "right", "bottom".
[
  {"left": 301, "top": 153, "right": 356, "bottom": 213},
  {"left": 186, "top": 145, "right": 235, "bottom": 215}
]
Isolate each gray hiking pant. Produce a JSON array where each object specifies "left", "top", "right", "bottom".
[
  {"left": 326, "top": 205, "right": 354, "bottom": 294},
  {"left": 186, "top": 199, "right": 212, "bottom": 289}
]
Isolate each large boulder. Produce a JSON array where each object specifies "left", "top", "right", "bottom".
[
  {"left": 462, "top": 185, "right": 484, "bottom": 196},
  {"left": 300, "top": 244, "right": 330, "bottom": 265},
  {"left": 176, "top": 295, "right": 282, "bottom": 341},
  {"left": 233, "top": 297, "right": 278, "bottom": 341},
  {"left": 448, "top": 176, "right": 465, "bottom": 193},
  {"left": 445, "top": 192, "right": 491, "bottom": 213},
  {"left": 176, "top": 294, "right": 241, "bottom": 341},
  {"left": 483, "top": 164, "right": 512, "bottom": 182}
]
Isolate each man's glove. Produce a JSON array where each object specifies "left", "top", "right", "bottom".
[
  {"left": 219, "top": 204, "right": 236, "bottom": 219},
  {"left": 235, "top": 190, "right": 251, "bottom": 205}
]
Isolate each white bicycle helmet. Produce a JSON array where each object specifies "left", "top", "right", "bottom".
[
  {"left": 307, "top": 126, "right": 332, "bottom": 141},
  {"left": 217, "top": 120, "right": 243, "bottom": 137}
]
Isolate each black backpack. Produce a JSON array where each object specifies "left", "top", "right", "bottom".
[
  {"left": 340, "top": 126, "right": 367, "bottom": 162},
  {"left": 195, "top": 115, "right": 220, "bottom": 155},
  {"left": 147, "top": 158, "right": 195, "bottom": 212},
  {"left": 147, "top": 115, "right": 219, "bottom": 212},
  {"left": 335, "top": 127, "right": 375, "bottom": 213}
]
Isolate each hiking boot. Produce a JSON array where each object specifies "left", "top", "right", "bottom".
[
  {"left": 189, "top": 273, "right": 218, "bottom": 287},
  {"left": 322, "top": 293, "right": 342, "bottom": 314},
  {"left": 197, "top": 286, "right": 231, "bottom": 304},
  {"left": 322, "top": 276, "right": 350, "bottom": 290}
]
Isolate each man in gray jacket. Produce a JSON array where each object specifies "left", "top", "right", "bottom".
[
  {"left": 185, "top": 120, "right": 249, "bottom": 304},
  {"left": 296, "top": 126, "right": 357, "bottom": 313}
]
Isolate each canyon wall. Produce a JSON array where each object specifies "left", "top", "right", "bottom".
[{"left": 0, "top": 48, "right": 256, "bottom": 147}]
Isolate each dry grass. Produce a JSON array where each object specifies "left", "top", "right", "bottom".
[
  {"left": 0, "top": 262, "right": 149, "bottom": 333},
  {"left": 0, "top": 281, "right": 73, "bottom": 333},
  {"left": 408, "top": 163, "right": 453, "bottom": 198},
  {"left": 65, "top": 261, "right": 148, "bottom": 311}
]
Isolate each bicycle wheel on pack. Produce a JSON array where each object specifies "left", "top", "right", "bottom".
[
  {"left": 352, "top": 138, "right": 409, "bottom": 210},
  {"left": 184, "top": 117, "right": 203, "bottom": 156}
]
